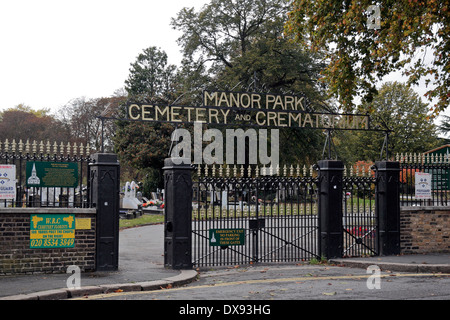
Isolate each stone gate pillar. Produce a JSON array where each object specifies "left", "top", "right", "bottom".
[
  {"left": 317, "top": 160, "right": 344, "bottom": 259},
  {"left": 163, "top": 158, "right": 193, "bottom": 269},
  {"left": 375, "top": 161, "right": 401, "bottom": 256}
]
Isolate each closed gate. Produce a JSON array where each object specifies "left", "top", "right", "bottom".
[
  {"left": 342, "top": 171, "right": 378, "bottom": 257},
  {"left": 164, "top": 159, "right": 401, "bottom": 269},
  {"left": 191, "top": 166, "right": 320, "bottom": 267},
  {"left": 191, "top": 164, "right": 382, "bottom": 267}
]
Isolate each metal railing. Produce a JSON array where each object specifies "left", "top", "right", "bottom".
[
  {"left": 0, "top": 139, "right": 92, "bottom": 208},
  {"left": 192, "top": 164, "right": 320, "bottom": 267},
  {"left": 397, "top": 153, "right": 450, "bottom": 207},
  {"left": 342, "top": 165, "right": 377, "bottom": 257}
]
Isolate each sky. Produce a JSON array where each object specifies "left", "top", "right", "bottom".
[
  {"left": 0, "top": 0, "right": 447, "bottom": 126},
  {"left": 0, "top": 0, "right": 209, "bottom": 112}
]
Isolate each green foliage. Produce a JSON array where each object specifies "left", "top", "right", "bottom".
[
  {"left": 438, "top": 115, "right": 450, "bottom": 139},
  {"left": 114, "top": 46, "right": 179, "bottom": 184},
  {"left": 172, "top": 0, "right": 329, "bottom": 166},
  {"left": 119, "top": 214, "right": 164, "bottom": 229},
  {"left": 140, "top": 167, "right": 163, "bottom": 199},
  {"left": 286, "top": 0, "right": 450, "bottom": 115},
  {"left": 336, "top": 82, "right": 441, "bottom": 163},
  {"left": 0, "top": 105, "right": 70, "bottom": 142},
  {"left": 173, "top": 0, "right": 326, "bottom": 98},
  {"left": 124, "top": 46, "right": 178, "bottom": 103}
]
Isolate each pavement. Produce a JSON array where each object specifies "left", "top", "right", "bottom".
[
  {"left": 330, "top": 254, "right": 450, "bottom": 274},
  {"left": 0, "top": 223, "right": 449, "bottom": 300}
]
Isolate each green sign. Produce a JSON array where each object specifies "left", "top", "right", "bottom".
[
  {"left": 209, "top": 229, "right": 245, "bottom": 246},
  {"left": 26, "top": 162, "right": 78, "bottom": 188},
  {"left": 424, "top": 145, "right": 450, "bottom": 190},
  {"left": 30, "top": 214, "right": 75, "bottom": 248}
]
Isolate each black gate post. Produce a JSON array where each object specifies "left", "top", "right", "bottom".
[
  {"left": 163, "top": 158, "right": 193, "bottom": 269},
  {"left": 89, "top": 153, "right": 120, "bottom": 271},
  {"left": 375, "top": 161, "right": 401, "bottom": 256},
  {"left": 317, "top": 160, "right": 344, "bottom": 259}
]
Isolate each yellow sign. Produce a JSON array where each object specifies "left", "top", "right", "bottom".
[
  {"left": 75, "top": 218, "right": 91, "bottom": 230},
  {"left": 30, "top": 214, "right": 75, "bottom": 248}
]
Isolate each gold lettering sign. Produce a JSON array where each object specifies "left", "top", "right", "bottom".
[
  {"left": 126, "top": 90, "right": 371, "bottom": 130},
  {"left": 75, "top": 218, "right": 91, "bottom": 230},
  {"left": 204, "top": 91, "right": 306, "bottom": 111}
]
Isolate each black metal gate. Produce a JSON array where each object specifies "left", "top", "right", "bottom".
[
  {"left": 165, "top": 159, "right": 400, "bottom": 270},
  {"left": 192, "top": 166, "right": 320, "bottom": 267},
  {"left": 342, "top": 169, "right": 378, "bottom": 257}
]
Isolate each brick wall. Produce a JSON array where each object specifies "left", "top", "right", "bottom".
[
  {"left": 0, "top": 208, "right": 96, "bottom": 275},
  {"left": 400, "top": 207, "right": 450, "bottom": 254}
]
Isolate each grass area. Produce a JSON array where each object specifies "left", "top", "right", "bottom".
[
  {"left": 192, "top": 203, "right": 319, "bottom": 220},
  {"left": 119, "top": 214, "right": 164, "bottom": 229}
]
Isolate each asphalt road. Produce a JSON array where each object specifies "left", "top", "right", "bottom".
[{"left": 76, "top": 263, "right": 450, "bottom": 302}]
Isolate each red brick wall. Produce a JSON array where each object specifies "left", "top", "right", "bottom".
[
  {"left": 400, "top": 208, "right": 450, "bottom": 254},
  {"left": 0, "top": 209, "right": 96, "bottom": 275}
]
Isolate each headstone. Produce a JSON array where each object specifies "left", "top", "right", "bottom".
[{"left": 122, "top": 181, "right": 142, "bottom": 209}]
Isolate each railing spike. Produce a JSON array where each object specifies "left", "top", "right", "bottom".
[
  {"left": 11, "top": 139, "right": 16, "bottom": 153},
  {"left": 18, "top": 139, "right": 23, "bottom": 153},
  {"left": 25, "top": 140, "right": 30, "bottom": 154},
  {"left": 53, "top": 141, "right": 58, "bottom": 155}
]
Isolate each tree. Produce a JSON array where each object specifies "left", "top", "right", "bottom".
[
  {"left": 438, "top": 115, "right": 450, "bottom": 139},
  {"left": 172, "top": 0, "right": 325, "bottom": 95},
  {"left": 336, "top": 82, "right": 441, "bottom": 163},
  {"left": 59, "top": 96, "right": 124, "bottom": 152},
  {"left": 124, "top": 47, "right": 178, "bottom": 104},
  {"left": 172, "top": 0, "right": 328, "bottom": 165},
  {"left": 172, "top": 0, "right": 289, "bottom": 75},
  {"left": 114, "top": 47, "right": 179, "bottom": 190},
  {"left": 285, "top": 0, "right": 450, "bottom": 115},
  {"left": 0, "top": 105, "right": 70, "bottom": 143}
]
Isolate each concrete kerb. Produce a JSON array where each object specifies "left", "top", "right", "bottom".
[
  {"left": 330, "top": 259, "right": 450, "bottom": 274},
  {"left": 0, "top": 269, "right": 198, "bottom": 300}
]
